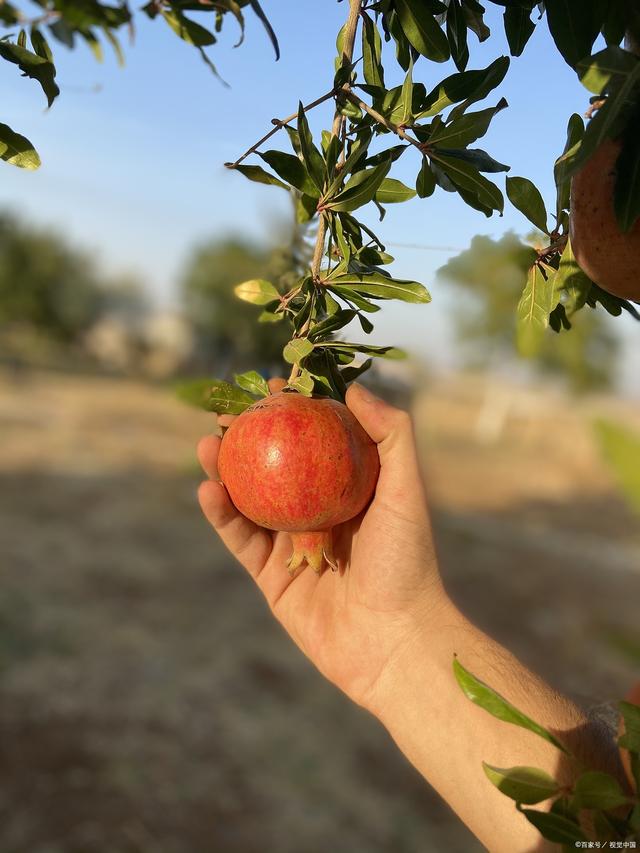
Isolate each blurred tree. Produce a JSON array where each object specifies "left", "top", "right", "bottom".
[
  {"left": 0, "top": 212, "right": 106, "bottom": 343},
  {"left": 180, "top": 223, "right": 309, "bottom": 376},
  {"left": 438, "top": 233, "right": 619, "bottom": 393}
]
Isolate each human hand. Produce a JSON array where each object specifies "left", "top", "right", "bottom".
[{"left": 197, "top": 381, "right": 450, "bottom": 712}]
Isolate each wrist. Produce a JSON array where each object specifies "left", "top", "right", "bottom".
[{"left": 364, "top": 585, "right": 466, "bottom": 722}]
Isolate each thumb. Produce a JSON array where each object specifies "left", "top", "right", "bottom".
[{"left": 345, "top": 383, "right": 422, "bottom": 482}]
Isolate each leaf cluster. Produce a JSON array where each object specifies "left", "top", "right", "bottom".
[{"left": 455, "top": 657, "right": 640, "bottom": 848}]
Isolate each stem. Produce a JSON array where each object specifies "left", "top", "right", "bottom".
[
  {"left": 288, "top": 0, "right": 363, "bottom": 384},
  {"left": 346, "top": 89, "right": 424, "bottom": 152},
  {"left": 225, "top": 88, "right": 338, "bottom": 169}
]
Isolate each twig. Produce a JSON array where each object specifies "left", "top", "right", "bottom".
[{"left": 225, "top": 88, "right": 338, "bottom": 169}]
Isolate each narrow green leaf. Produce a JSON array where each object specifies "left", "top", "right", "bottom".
[
  {"left": 554, "top": 238, "right": 592, "bottom": 315},
  {"left": 340, "top": 358, "right": 373, "bottom": 383},
  {"left": 325, "top": 160, "right": 392, "bottom": 213},
  {"left": 503, "top": 6, "right": 535, "bottom": 57},
  {"left": 453, "top": 658, "right": 570, "bottom": 753},
  {"left": 30, "top": 27, "right": 53, "bottom": 62},
  {"left": 447, "top": 0, "right": 469, "bottom": 71},
  {"left": 435, "top": 147, "right": 510, "bottom": 173},
  {"left": 259, "top": 150, "right": 318, "bottom": 196},
  {"left": 322, "top": 342, "right": 406, "bottom": 359},
  {"left": 80, "top": 28, "right": 103, "bottom": 63},
  {"left": 362, "top": 11, "right": 384, "bottom": 87},
  {"left": 431, "top": 153, "right": 504, "bottom": 213},
  {"left": 419, "top": 56, "right": 510, "bottom": 118},
  {"left": 102, "top": 27, "right": 125, "bottom": 67},
  {"left": 482, "top": 764, "right": 560, "bottom": 805},
  {"left": 297, "top": 101, "right": 325, "bottom": 194},
  {"left": 554, "top": 113, "right": 584, "bottom": 215},
  {"left": 619, "top": 699, "right": 640, "bottom": 752},
  {"left": 516, "top": 263, "right": 559, "bottom": 357},
  {"left": 0, "top": 122, "right": 40, "bottom": 169},
  {"left": 572, "top": 771, "right": 631, "bottom": 810},
  {"left": 163, "top": 10, "right": 216, "bottom": 46},
  {"left": 234, "top": 370, "right": 269, "bottom": 397},
  {"left": 519, "top": 808, "right": 587, "bottom": 844},
  {"left": 416, "top": 158, "right": 436, "bottom": 197},
  {"left": 234, "top": 278, "right": 280, "bottom": 305},
  {"left": 247, "top": 0, "right": 279, "bottom": 60},
  {"left": 230, "top": 163, "right": 289, "bottom": 190},
  {"left": 283, "top": 338, "right": 314, "bottom": 365},
  {"left": 506, "top": 176, "right": 548, "bottom": 233},
  {"left": 327, "top": 286, "right": 381, "bottom": 313},
  {"left": 375, "top": 177, "right": 417, "bottom": 204},
  {"left": 308, "top": 309, "right": 357, "bottom": 341},
  {"left": 394, "top": 0, "right": 450, "bottom": 62},
  {"left": 429, "top": 98, "right": 508, "bottom": 149},
  {"left": 401, "top": 59, "right": 415, "bottom": 125},
  {"left": 329, "top": 271, "right": 431, "bottom": 303},
  {"left": 0, "top": 41, "right": 59, "bottom": 107}
]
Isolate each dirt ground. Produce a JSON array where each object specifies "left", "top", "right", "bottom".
[{"left": 0, "top": 367, "right": 638, "bottom": 853}]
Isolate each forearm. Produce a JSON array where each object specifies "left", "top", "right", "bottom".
[{"left": 368, "top": 594, "right": 623, "bottom": 853}]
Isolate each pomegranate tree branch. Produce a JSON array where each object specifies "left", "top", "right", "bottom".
[
  {"left": 224, "top": 88, "right": 338, "bottom": 169},
  {"left": 288, "top": 0, "right": 363, "bottom": 384}
]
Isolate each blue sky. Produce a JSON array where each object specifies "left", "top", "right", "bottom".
[{"left": 1, "top": 1, "right": 637, "bottom": 392}]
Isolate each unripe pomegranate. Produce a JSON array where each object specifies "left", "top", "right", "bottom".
[
  {"left": 217, "top": 391, "right": 379, "bottom": 573},
  {"left": 570, "top": 138, "right": 640, "bottom": 303}
]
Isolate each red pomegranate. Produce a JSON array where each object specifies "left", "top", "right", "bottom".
[
  {"left": 217, "top": 391, "right": 380, "bottom": 573},
  {"left": 570, "top": 138, "right": 640, "bottom": 303}
]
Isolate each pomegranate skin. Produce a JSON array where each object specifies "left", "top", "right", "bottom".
[
  {"left": 217, "top": 391, "right": 380, "bottom": 572},
  {"left": 570, "top": 138, "right": 640, "bottom": 303}
]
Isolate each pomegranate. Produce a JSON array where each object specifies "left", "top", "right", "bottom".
[
  {"left": 217, "top": 391, "right": 379, "bottom": 573},
  {"left": 570, "top": 138, "right": 640, "bottom": 303}
]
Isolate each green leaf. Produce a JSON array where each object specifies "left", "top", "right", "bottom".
[
  {"left": 448, "top": 56, "right": 511, "bottom": 121},
  {"left": 102, "top": 27, "right": 125, "bottom": 66},
  {"left": 503, "top": 6, "right": 535, "bottom": 57},
  {"left": 577, "top": 45, "right": 639, "bottom": 94},
  {"left": 572, "top": 771, "right": 631, "bottom": 810},
  {"left": 308, "top": 309, "right": 357, "bottom": 341},
  {"left": 258, "top": 150, "right": 318, "bottom": 196},
  {"left": 505, "top": 176, "right": 548, "bottom": 233},
  {"left": 30, "top": 27, "right": 53, "bottom": 62},
  {"left": 163, "top": 10, "right": 216, "bottom": 46},
  {"left": 328, "top": 271, "right": 431, "bottom": 303},
  {"left": 296, "top": 192, "right": 318, "bottom": 223},
  {"left": 447, "top": 0, "right": 469, "bottom": 71},
  {"left": 594, "top": 424, "right": 640, "bottom": 516},
  {"left": 614, "top": 128, "right": 640, "bottom": 232},
  {"left": 375, "top": 178, "right": 417, "bottom": 204},
  {"left": 416, "top": 157, "right": 436, "bottom": 197},
  {"left": 362, "top": 11, "right": 384, "bottom": 87},
  {"left": 247, "top": 0, "right": 280, "bottom": 60},
  {"left": 434, "top": 147, "right": 510, "bottom": 173},
  {"left": 518, "top": 808, "right": 587, "bottom": 844},
  {"left": 234, "top": 278, "right": 280, "bottom": 305},
  {"left": 401, "top": 60, "right": 415, "bottom": 125},
  {"left": 230, "top": 163, "right": 289, "bottom": 191},
  {"left": 322, "top": 342, "right": 406, "bottom": 359},
  {"left": 234, "top": 370, "right": 269, "bottom": 397},
  {"left": 431, "top": 153, "right": 504, "bottom": 213},
  {"left": 258, "top": 309, "right": 283, "bottom": 323},
  {"left": 463, "top": 0, "right": 490, "bottom": 41},
  {"left": 554, "top": 113, "right": 584, "bottom": 216},
  {"left": 544, "top": 0, "right": 604, "bottom": 68},
  {"left": 516, "top": 263, "right": 559, "bottom": 357},
  {"left": 80, "top": 28, "right": 103, "bottom": 63},
  {"left": 288, "top": 368, "right": 314, "bottom": 396},
  {"left": 176, "top": 379, "right": 255, "bottom": 414},
  {"left": 297, "top": 101, "right": 325, "bottom": 194},
  {"left": 48, "top": 20, "right": 74, "bottom": 48},
  {"left": 0, "top": 41, "right": 59, "bottom": 107},
  {"left": 453, "top": 658, "right": 570, "bottom": 753},
  {"left": 327, "top": 286, "right": 381, "bottom": 313},
  {"left": 482, "top": 764, "right": 560, "bottom": 805},
  {"left": 306, "top": 350, "right": 347, "bottom": 400},
  {"left": 0, "top": 123, "right": 40, "bottom": 169},
  {"left": 340, "top": 358, "right": 373, "bottom": 383},
  {"left": 283, "top": 338, "right": 314, "bottom": 365},
  {"left": 554, "top": 238, "right": 592, "bottom": 315},
  {"left": 325, "top": 160, "right": 392, "bottom": 213},
  {"left": 394, "top": 0, "right": 451, "bottom": 62},
  {"left": 429, "top": 98, "right": 508, "bottom": 148},
  {"left": 420, "top": 56, "right": 510, "bottom": 118}
]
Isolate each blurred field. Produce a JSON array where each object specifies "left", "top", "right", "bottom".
[{"left": 1, "top": 367, "right": 639, "bottom": 853}]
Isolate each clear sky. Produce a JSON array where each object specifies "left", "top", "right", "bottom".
[{"left": 1, "top": 1, "right": 637, "bottom": 393}]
